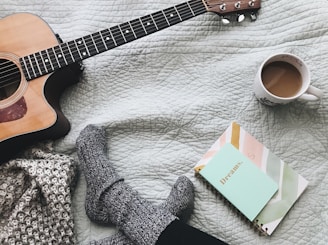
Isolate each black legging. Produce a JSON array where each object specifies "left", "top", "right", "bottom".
[{"left": 157, "top": 220, "right": 228, "bottom": 245}]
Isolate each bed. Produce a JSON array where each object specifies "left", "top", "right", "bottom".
[{"left": 1, "top": 0, "right": 328, "bottom": 244}]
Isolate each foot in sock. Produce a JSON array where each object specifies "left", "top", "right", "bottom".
[
  {"left": 89, "top": 175, "right": 195, "bottom": 245},
  {"left": 76, "top": 125, "right": 195, "bottom": 245},
  {"left": 89, "top": 231, "right": 133, "bottom": 245},
  {"left": 76, "top": 125, "right": 194, "bottom": 224},
  {"left": 76, "top": 125, "right": 123, "bottom": 224},
  {"left": 86, "top": 176, "right": 194, "bottom": 245}
]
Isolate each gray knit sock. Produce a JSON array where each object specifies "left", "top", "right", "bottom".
[
  {"left": 77, "top": 125, "right": 194, "bottom": 245},
  {"left": 88, "top": 176, "right": 194, "bottom": 245},
  {"left": 76, "top": 125, "right": 123, "bottom": 224},
  {"left": 89, "top": 231, "right": 133, "bottom": 245},
  {"left": 159, "top": 175, "right": 194, "bottom": 222},
  {"left": 99, "top": 180, "right": 176, "bottom": 245}
]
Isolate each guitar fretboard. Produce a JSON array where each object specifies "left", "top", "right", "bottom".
[{"left": 20, "top": 0, "right": 206, "bottom": 81}]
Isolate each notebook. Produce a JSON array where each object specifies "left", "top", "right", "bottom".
[
  {"left": 199, "top": 143, "right": 278, "bottom": 221},
  {"left": 194, "top": 122, "right": 309, "bottom": 235}
]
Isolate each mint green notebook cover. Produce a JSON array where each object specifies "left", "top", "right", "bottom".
[{"left": 199, "top": 143, "right": 278, "bottom": 221}]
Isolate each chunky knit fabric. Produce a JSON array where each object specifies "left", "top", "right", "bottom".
[{"left": 0, "top": 144, "right": 77, "bottom": 244}]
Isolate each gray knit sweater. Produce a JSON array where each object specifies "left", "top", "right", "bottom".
[{"left": 0, "top": 144, "right": 77, "bottom": 244}]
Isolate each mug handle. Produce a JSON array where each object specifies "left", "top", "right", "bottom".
[{"left": 298, "top": 85, "right": 323, "bottom": 101}]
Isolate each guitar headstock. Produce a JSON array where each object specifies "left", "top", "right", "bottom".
[{"left": 202, "top": 0, "right": 261, "bottom": 23}]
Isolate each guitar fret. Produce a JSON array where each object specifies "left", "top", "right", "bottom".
[
  {"left": 162, "top": 10, "right": 171, "bottom": 26},
  {"left": 100, "top": 29, "right": 117, "bottom": 48},
  {"left": 93, "top": 32, "right": 107, "bottom": 53},
  {"left": 163, "top": 7, "right": 182, "bottom": 26},
  {"left": 37, "top": 51, "right": 49, "bottom": 74},
  {"left": 128, "top": 21, "right": 137, "bottom": 39},
  {"left": 150, "top": 14, "right": 159, "bottom": 30},
  {"left": 32, "top": 53, "right": 42, "bottom": 75},
  {"left": 130, "top": 18, "right": 147, "bottom": 38},
  {"left": 119, "top": 22, "right": 137, "bottom": 42},
  {"left": 110, "top": 26, "right": 125, "bottom": 46},
  {"left": 40, "top": 50, "right": 53, "bottom": 72},
  {"left": 83, "top": 35, "right": 98, "bottom": 56},
  {"left": 109, "top": 28, "right": 118, "bottom": 46},
  {"left": 22, "top": 57, "right": 32, "bottom": 80},
  {"left": 73, "top": 40, "right": 84, "bottom": 59},
  {"left": 174, "top": 6, "right": 183, "bottom": 22},
  {"left": 186, "top": 2, "right": 196, "bottom": 16},
  {"left": 99, "top": 30, "right": 110, "bottom": 50},
  {"left": 28, "top": 54, "right": 39, "bottom": 76},
  {"left": 91, "top": 32, "right": 102, "bottom": 54},
  {"left": 139, "top": 17, "right": 148, "bottom": 35},
  {"left": 27, "top": 55, "right": 37, "bottom": 78},
  {"left": 82, "top": 38, "right": 91, "bottom": 56},
  {"left": 90, "top": 34, "right": 100, "bottom": 53},
  {"left": 67, "top": 41, "right": 80, "bottom": 62},
  {"left": 189, "top": 0, "right": 206, "bottom": 15},
  {"left": 58, "top": 44, "right": 69, "bottom": 65},
  {"left": 46, "top": 48, "right": 59, "bottom": 70},
  {"left": 118, "top": 25, "right": 127, "bottom": 43},
  {"left": 140, "top": 15, "right": 157, "bottom": 34},
  {"left": 51, "top": 47, "right": 61, "bottom": 68},
  {"left": 152, "top": 10, "right": 169, "bottom": 30},
  {"left": 176, "top": 2, "right": 194, "bottom": 21},
  {"left": 98, "top": 31, "right": 109, "bottom": 52},
  {"left": 61, "top": 43, "right": 75, "bottom": 64},
  {"left": 46, "top": 49, "right": 55, "bottom": 71},
  {"left": 98, "top": 31, "right": 109, "bottom": 50},
  {"left": 53, "top": 46, "right": 67, "bottom": 67}
]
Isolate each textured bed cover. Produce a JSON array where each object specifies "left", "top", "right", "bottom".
[{"left": 1, "top": 0, "right": 328, "bottom": 244}]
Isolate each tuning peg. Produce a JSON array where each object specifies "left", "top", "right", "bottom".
[
  {"left": 221, "top": 17, "right": 231, "bottom": 25},
  {"left": 250, "top": 12, "right": 257, "bottom": 21},
  {"left": 220, "top": 3, "right": 227, "bottom": 11},
  {"left": 249, "top": 0, "right": 256, "bottom": 7},
  {"left": 236, "top": 14, "right": 245, "bottom": 23},
  {"left": 234, "top": 1, "right": 241, "bottom": 9}
]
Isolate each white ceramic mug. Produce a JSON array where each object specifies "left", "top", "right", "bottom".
[{"left": 253, "top": 53, "right": 323, "bottom": 106}]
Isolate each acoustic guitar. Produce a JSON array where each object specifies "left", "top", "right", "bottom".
[{"left": 0, "top": 0, "right": 261, "bottom": 162}]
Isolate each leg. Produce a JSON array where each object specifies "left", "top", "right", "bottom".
[
  {"left": 77, "top": 125, "right": 194, "bottom": 245},
  {"left": 157, "top": 220, "right": 228, "bottom": 245},
  {"left": 89, "top": 231, "right": 134, "bottom": 245}
]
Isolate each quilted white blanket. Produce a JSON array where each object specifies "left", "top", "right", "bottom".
[{"left": 1, "top": 0, "right": 328, "bottom": 244}]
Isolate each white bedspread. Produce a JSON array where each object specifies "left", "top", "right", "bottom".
[{"left": 1, "top": 0, "right": 328, "bottom": 244}]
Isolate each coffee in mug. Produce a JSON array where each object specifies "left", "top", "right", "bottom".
[
  {"left": 254, "top": 53, "right": 323, "bottom": 106},
  {"left": 261, "top": 61, "right": 302, "bottom": 98}
]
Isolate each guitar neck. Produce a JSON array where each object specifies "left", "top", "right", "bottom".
[{"left": 20, "top": 0, "right": 206, "bottom": 81}]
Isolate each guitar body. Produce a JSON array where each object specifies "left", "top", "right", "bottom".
[{"left": 0, "top": 13, "right": 81, "bottom": 162}]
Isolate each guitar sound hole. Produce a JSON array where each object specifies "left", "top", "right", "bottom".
[{"left": 0, "top": 58, "right": 21, "bottom": 101}]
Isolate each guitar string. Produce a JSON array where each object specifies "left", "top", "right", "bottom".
[
  {"left": 0, "top": 1, "right": 204, "bottom": 84},
  {"left": 0, "top": 3, "right": 206, "bottom": 90},
  {"left": 67, "top": 2, "right": 205, "bottom": 61},
  {"left": 0, "top": 1, "right": 208, "bottom": 89},
  {"left": 46, "top": 0, "right": 206, "bottom": 66},
  {"left": 0, "top": 68, "right": 21, "bottom": 87},
  {"left": 0, "top": 61, "right": 21, "bottom": 88},
  {"left": 0, "top": 77, "right": 21, "bottom": 91},
  {"left": 43, "top": 3, "right": 204, "bottom": 68},
  {"left": 40, "top": 1, "right": 206, "bottom": 70}
]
